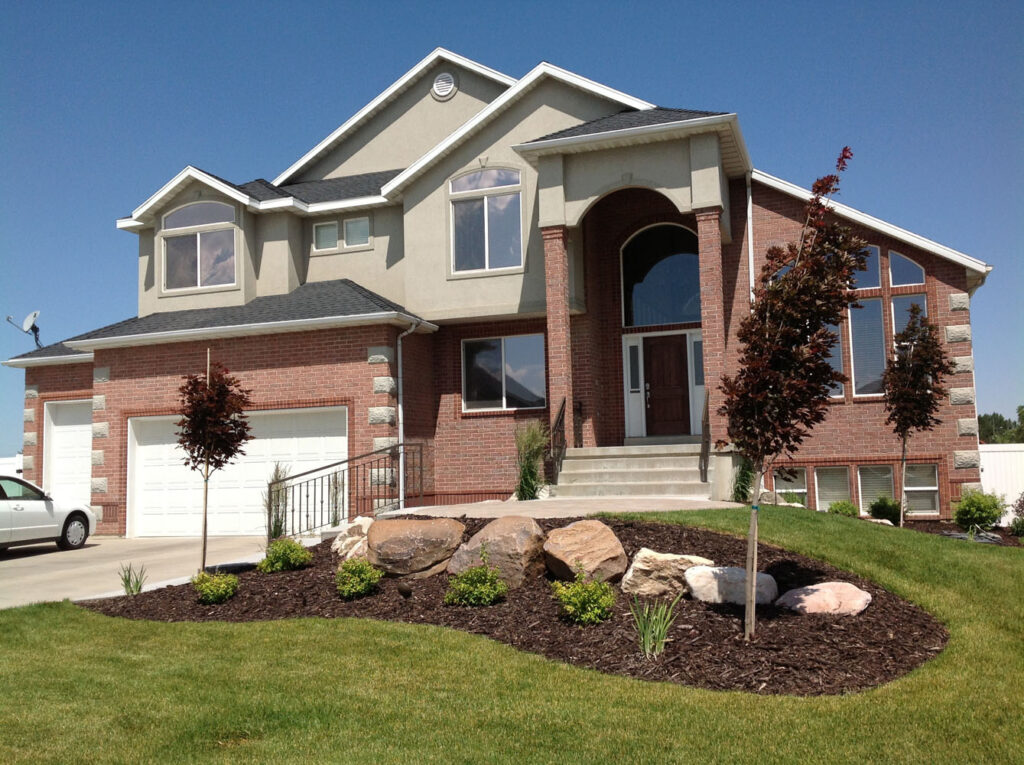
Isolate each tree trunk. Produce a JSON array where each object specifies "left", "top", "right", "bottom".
[
  {"left": 899, "top": 437, "right": 908, "bottom": 528},
  {"left": 201, "top": 455, "right": 210, "bottom": 573},
  {"left": 744, "top": 465, "right": 764, "bottom": 641}
]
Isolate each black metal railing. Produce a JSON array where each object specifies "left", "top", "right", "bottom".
[
  {"left": 266, "top": 443, "right": 424, "bottom": 540},
  {"left": 698, "top": 389, "right": 711, "bottom": 483},
  {"left": 549, "top": 397, "right": 568, "bottom": 484}
]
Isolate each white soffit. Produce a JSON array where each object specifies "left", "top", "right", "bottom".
[{"left": 752, "top": 169, "right": 992, "bottom": 276}]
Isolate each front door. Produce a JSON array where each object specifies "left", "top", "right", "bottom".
[{"left": 643, "top": 335, "right": 690, "bottom": 436}]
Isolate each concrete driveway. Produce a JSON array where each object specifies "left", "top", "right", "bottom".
[{"left": 0, "top": 536, "right": 266, "bottom": 609}]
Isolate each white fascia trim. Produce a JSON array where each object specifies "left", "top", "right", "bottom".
[
  {"left": 131, "top": 166, "right": 252, "bottom": 221},
  {"left": 272, "top": 48, "right": 516, "bottom": 186},
  {"left": 381, "top": 62, "right": 655, "bottom": 198},
  {"left": 752, "top": 169, "right": 992, "bottom": 275},
  {"left": 2, "top": 352, "right": 94, "bottom": 369},
  {"left": 64, "top": 313, "right": 438, "bottom": 351},
  {"left": 513, "top": 113, "right": 740, "bottom": 154}
]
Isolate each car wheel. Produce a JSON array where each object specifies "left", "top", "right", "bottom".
[{"left": 57, "top": 515, "right": 89, "bottom": 550}]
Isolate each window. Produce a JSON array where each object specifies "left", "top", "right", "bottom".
[
  {"left": 622, "top": 225, "right": 701, "bottom": 327},
  {"left": 450, "top": 169, "right": 522, "bottom": 272},
  {"left": 314, "top": 222, "right": 338, "bottom": 251},
  {"left": 849, "top": 298, "right": 885, "bottom": 395},
  {"left": 858, "top": 465, "right": 894, "bottom": 514},
  {"left": 462, "top": 334, "right": 545, "bottom": 411},
  {"left": 162, "top": 202, "right": 235, "bottom": 290},
  {"left": 815, "top": 466, "right": 850, "bottom": 510},
  {"left": 890, "top": 252, "right": 924, "bottom": 286},
  {"left": 0, "top": 477, "right": 44, "bottom": 501},
  {"left": 853, "top": 245, "right": 881, "bottom": 289},
  {"left": 826, "top": 323, "right": 844, "bottom": 397},
  {"left": 892, "top": 295, "right": 927, "bottom": 335},
  {"left": 773, "top": 468, "right": 806, "bottom": 505},
  {"left": 692, "top": 340, "right": 704, "bottom": 386},
  {"left": 904, "top": 464, "right": 939, "bottom": 514},
  {"left": 344, "top": 217, "right": 370, "bottom": 247},
  {"left": 628, "top": 346, "right": 640, "bottom": 392}
]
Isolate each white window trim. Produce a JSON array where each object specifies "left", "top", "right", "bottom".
[
  {"left": 342, "top": 216, "right": 372, "bottom": 250},
  {"left": 847, "top": 298, "right": 886, "bottom": 398},
  {"left": 312, "top": 221, "right": 339, "bottom": 253},
  {"left": 773, "top": 467, "right": 807, "bottom": 502},
  {"left": 890, "top": 293, "right": 927, "bottom": 340},
  {"left": 888, "top": 250, "right": 926, "bottom": 287},
  {"left": 161, "top": 228, "right": 238, "bottom": 293},
  {"left": 813, "top": 466, "right": 850, "bottom": 512},
  {"left": 903, "top": 464, "right": 940, "bottom": 516},
  {"left": 857, "top": 465, "right": 894, "bottom": 516},
  {"left": 460, "top": 334, "right": 546, "bottom": 413},
  {"left": 449, "top": 168, "right": 523, "bottom": 275},
  {"left": 854, "top": 244, "right": 882, "bottom": 290}
]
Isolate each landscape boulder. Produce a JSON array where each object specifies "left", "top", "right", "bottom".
[
  {"left": 543, "top": 520, "right": 627, "bottom": 582},
  {"left": 366, "top": 518, "right": 465, "bottom": 576},
  {"left": 620, "top": 548, "right": 714, "bottom": 598},
  {"left": 775, "top": 582, "right": 872, "bottom": 615},
  {"left": 684, "top": 565, "right": 778, "bottom": 605},
  {"left": 447, "top": 516, "right": 545, "bottom": 587},
  {"left": 330, "top": 516, "right": 374, "bottom": 558}
]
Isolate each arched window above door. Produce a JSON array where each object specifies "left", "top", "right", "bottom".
[{"left": 622, "top": 225, "right": 701, "bottom": 327}]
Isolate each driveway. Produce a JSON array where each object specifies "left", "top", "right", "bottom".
[{"left": 0, "top": 536, "right": 266, "bottom": 609}]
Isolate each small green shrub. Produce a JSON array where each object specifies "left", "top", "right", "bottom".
[
  {"left": 780, "top": 490, "right": 804, "bottom": 506},
  {"left": 335, "top": 558, "right": 383, "bottom": 600},
  {"left": 551, "top": 569, "right": 616, "bottom": 625},
  {"left": 828, "top": 500, "right": 859, "bottom": 517},
  {"left": 119, "top": 562, "right": 147, "bottom": 596},
  {"left": 1009, "top": 516, "right": 1024, "bottom": 537},
  {"left": 263, "top": 462, "right": 290, "bottom": 539},
  {"left": 732, "top": 457, "right": 755, "bottom": 503},
  {"left": 629, "top": 593, "right": 682, "bottom": 659},
  {"left": 869, "top": 496, "right": 901, "bottom": 525},
  {"left": 515, "top": 421, "right": 549, "bottom": 500},
  {"left": 192, "top": 571, "right": 239, "bottom": 605},
  {"left": 954, "top": 489, "right": 1004, "bottom": 531},
  {"left": 257, "top": 538, "right": 313, "bottom": 573},
  {"left": 444, "top": 548, "right": 508, "bottom": 607}
]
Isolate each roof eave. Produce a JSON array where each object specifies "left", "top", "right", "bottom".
[{"left": 2, "top": 352, "right": 95, "bottom": 369}]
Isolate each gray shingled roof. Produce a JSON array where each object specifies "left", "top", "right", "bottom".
[
  {"left": 9, "top": 280, "right": 420, "bottom": 359},
  {"left": 278, "top": 169, "right": 402, "bottom": 203},
  {"left": 7, "top": 342, "right": 90, "bottom": 362},
  {"left": 529, "top": 107, "right": 727, "bottom": 143}
]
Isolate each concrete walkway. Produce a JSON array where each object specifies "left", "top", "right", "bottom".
[
  {"left": 0, "top": 536, "right": 266, "bottom": 609},
  {"left": 410, "top": 496, "right": 742, "bottom": 519}
]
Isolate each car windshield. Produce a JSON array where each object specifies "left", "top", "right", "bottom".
[{"left": 0, "top": 478, "right": 44, "bottom": 500}]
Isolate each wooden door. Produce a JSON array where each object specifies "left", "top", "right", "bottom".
[{"left": 643, "top": 335, "right": 690, "bottom": 436}]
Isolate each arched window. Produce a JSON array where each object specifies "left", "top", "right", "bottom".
[
  {"left": 162, "top": 202, "right": 236, "bottom": 290},
  {"left": 622, "top": 225, "right": 701, "bottom": 327}
]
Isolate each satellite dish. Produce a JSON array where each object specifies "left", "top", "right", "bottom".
[{"left": 22, "top": 310, "right": 40, "bottom": 333}]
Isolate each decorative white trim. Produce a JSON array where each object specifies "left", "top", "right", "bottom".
[
  {"left": 752, "top": 169, "right": 992, "bottom": 277},
  {"left": 273, "top": 48, "right": 517, "bottom": 186},
  {"left": 2, "top": 352, "right": 94, "bottom": 369}
]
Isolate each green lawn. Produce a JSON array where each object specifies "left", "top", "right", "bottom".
[{"left": 1, "top": 508, "right": 1020, "bottom": 764}]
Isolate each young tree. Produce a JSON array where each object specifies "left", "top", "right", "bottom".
[
  {"left": 719, "top": 148, "right": 866, "bottom": 640},
  {"left": 177, "top": 359, "right": 252, "bottom": 571},
  {"left": 882, "top": 304, "right": 956, "bottom": 527}
]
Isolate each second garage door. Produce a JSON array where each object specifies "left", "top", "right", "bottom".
[{"left": 128, "top": 407, "right": 347, "bottom": 537}]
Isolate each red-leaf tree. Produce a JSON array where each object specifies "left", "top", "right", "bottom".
[
  {"left": 882, "top": 303, "right": 956, "bottom": 527},
  {"left": 718, "top": 147, "right": 866, "bottom": 640},
  {"left": 177, "top": 360, "right": 252, "bottom": 571}
]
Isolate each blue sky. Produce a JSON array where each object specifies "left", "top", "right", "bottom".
[{"left": 1, "top": 0, "right": 1021, "bottom": 456}]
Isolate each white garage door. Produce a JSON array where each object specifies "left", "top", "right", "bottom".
[
  {"left": 128, "top": 407, "right": 347, "bottom": 537},
  {"left": 43, "top": 400, "right": 93, "bottom": 506}
]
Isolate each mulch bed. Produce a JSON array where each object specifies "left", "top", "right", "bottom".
[
  {"left": 81, "top": 517, "right": 948, "bottom": 696},
  {"left": 904, "top": 519, "right": 1021, "bottom": 547}
]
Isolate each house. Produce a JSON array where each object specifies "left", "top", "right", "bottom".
[{"left": 4, "top": 48, "right": 990, "bottom": 536}]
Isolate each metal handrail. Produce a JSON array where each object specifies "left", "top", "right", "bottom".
[
  {"left": 549, "top": 397, "right": 567, "bottom": 484},
  {"left": 698, "top": 389, "right": 711, "bottom": 483}
]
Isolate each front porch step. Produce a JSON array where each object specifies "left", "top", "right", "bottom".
[
  {"left": 557, "top": 467, "right": 703, "bottom": 484},
  {"left": 559, "top": 456, "right": 703, "bottom": 472},
  {"left": 549, "top": 481, "right": 712, "bottom": 498},
  {"left": 551, "top": 443, "right": 712, "bottom": 499},
  {"left": 566, "top": 443, "right": 702, "bottom": 458}
]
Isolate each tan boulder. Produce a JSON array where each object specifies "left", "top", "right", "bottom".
[
  {"left": 620, "top": 548, "right": 714, "bottom": 598},
  {"left": 775, "top": 582, "right": 872, "bottom": 615},
  {"left": 330, "top": 516, "right": 374, "bottom": 557},
  {"left": 366, "top": 518, "right": 465, "bottom": 576},
  {"left": 447, "top": 516, "right": 545, "bottom": 588},
  {"left": 543, "top": 520, "right": 627, "bottom": 582}
]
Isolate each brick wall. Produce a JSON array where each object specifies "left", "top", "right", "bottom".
[{"left": 21, "top": 363, "right": 94, "bottom": 486}]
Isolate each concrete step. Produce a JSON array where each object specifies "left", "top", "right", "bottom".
[
  {"left": 559, "top": 455, "right": 703, "bottom": 472},
  {"left": 549, "top": 481, "right": 712, "bottom": 498},
  {"left": 558, "top": 467, "right": 704, "bottom": 484},
  {"left": 566, "top": 443, "right": 703, "bottom": 458}
]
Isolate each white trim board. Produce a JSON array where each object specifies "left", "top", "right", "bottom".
[{"left": 2, "top": 352, "right": 93, "bottom": 368}]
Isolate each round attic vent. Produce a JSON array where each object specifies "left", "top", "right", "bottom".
[{"left": 432, "top": 72, "right": 457, "bottom": 100}]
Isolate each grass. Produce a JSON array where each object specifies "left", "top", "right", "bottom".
[{"left": 0, "top": 507, "right": 1020, "bottom": 764}]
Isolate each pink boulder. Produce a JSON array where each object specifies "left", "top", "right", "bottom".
[{"left": 775, "top": 581, "right": 872, "bottom": 615}]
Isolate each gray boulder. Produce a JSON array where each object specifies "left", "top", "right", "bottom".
[{"left": 684, "top": 565, "right": 778, "bottom": 605}]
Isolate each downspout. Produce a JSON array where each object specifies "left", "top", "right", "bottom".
[
  {"left": 746, "top": 171, "right": 755, "bottom": 304},
  {"left": 396, "top": 318, "right": 421, "bottom": 510}
]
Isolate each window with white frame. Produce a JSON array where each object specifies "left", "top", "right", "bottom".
[
  {"left": 773, "top": 468, "right": 807, "bottom": 505},
  {"left": 849, "top": 298, "right": 886, "bottom": 395},
  {"left": 450, "top": 169, "right": 522, "bottom": 272},
  {"left": 858, "top": 465, "right": 894, "bottom": 514},
  {"left": 892, "top": 294, "right": 927, "bottom": 335},
  {"left": 313, "top": 221, "right": 338, "bottom": 251},
  {"left": 826, "top": 322, "right": 844, "bottom": 396},
  {"left": 889, "top": 252, "right": 925, "bottom": 286},
  {"left": 462, "top": 334, "right": 545, "bottom": 411},
  {"left": 853, "top": 245, "right": 881, "bottom": 289},
  {"left": 904, "top": 464, "right": 939, "bottom": 514},
  {"left": 343, "top": 216, "right": 370, "bottom": 247},
  {"left": 162, "top": 202, "right": 236, "bottom": 290},
  {"left": 815, "top": 466, "right": 851, "bottom": 510}
]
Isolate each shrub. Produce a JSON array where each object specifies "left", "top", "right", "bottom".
[
  {"left": 732, "top": 457, "right": 755, "bottom": 503},
  {"left": 1011, "top": 490, "right": 1024, "bottom": 521},
  {"left": 869, "top": 496, "right": 901, "bottom": 525},
  {"left": 263, "top": 462, "right": 290, "bottom": 539},
  {"left": 336, "top": 558, "right": 383, "bottom": 600},
  {"left": 828, "top": 500, "right": 859, "bottom": 517},
  {"left": 954, "top": 489, "right": 1004, "bottom": 531},
  {"left": 515, "top": 421, "right": 548, "bottom": 500},
  {"left": 192, "top": 571, "right": 239, "bottom": 604},
  {"left": 629, "top": 593, "right": 682, "bottom": 659},
  {"left": 119, "top": 562, "right": 147, "bottom": 596},
  {"left": 444, "top": 548, "right": 508, "bottom": 607},
  {"left": 551, "top": 569, "right": 616, "bottom": 625},
  {"left": 780, "top": 490, "right": 805, "bottom": 506},
  {"left": 1009, "top": 517, "right": 1024, "bottom": 537},
  {"left": 257, "top": 538, "right": 313, "bottom": 573}
]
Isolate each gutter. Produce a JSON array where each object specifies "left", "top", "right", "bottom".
[
  {"left": 746, "top": 172, "right": 755, "bottom": 303},
  {"left": 395, "top": 318, "right": 422, "bottom": 510},
  {"left": 3, "top": 352, "right": 94, "bottom": 369}
]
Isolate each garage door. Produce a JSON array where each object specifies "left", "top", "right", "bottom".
[
  {"left": 128, "top": 407, "right": 347, "bottom": 537},
  {"left": 43, "top": 400, "right": 93, "bottom": 506}
]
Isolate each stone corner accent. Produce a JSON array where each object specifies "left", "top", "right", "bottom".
[
  {"left": 952, "top": 356, "right": 974, "bottom": 374},
  {"left": 93, "top": 366, "right": 111, "bottom": 384},
  {"left": 90, "top": 477, "right": 108, "bottom": 494},
  {"left": 953, "top": 450, "right": 981, "bottom": 469},
  {"left": 945, "top": 325, "right": 972, "bottom": 344},
  {"left": 949, "top": 387, "right": 976, "bottom": 406},
  {"left": 21, "top": 455, "right": 34, "bottom": 472},
  {"left": 959, "top": 482, "right": 983, "bottom": 494},
  {"left": 91, "top": 450, "right": 105, "bottom": 466},
  {"left": 368, "top": 406, "right": 397, "bottom": 426},
  {"left": 372, "top": 376, "right": 398, "bottom": 396},
  {"left": 92, "top": 394, "right": 106, "bottom": 411},
  {"left": 367, "top": 346, "right": 395, "bottom": 365},
  {"left": 948, "top": 293, "right": 970, "bottom": 311},
  {"left": 957, "top": 418, "right": 979, "bottom": 437},
  {"left": 22, "top": 431, "right": 37, "bottom": 447},
  {"left": 24, "top": 384, "right": 39, "bottom": 399},
  {"left": 23, "top": 408, "right": 34, "bottom": 423},
  {"left": 91, "top": 421, "right": 110, "bottom": 438},
  {"left": 373, "top": 437, "right": 398, "bottom": 451}
]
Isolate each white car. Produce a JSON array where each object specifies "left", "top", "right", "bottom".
[{"left": 0, "top": 475, "right": 96, "bottom": 551}]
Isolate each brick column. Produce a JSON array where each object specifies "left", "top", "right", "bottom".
[
  {"left": 695, "top": 207, "right": 727, "bottom": 444},
  {"left": 542, "top": 225, "right": 574, "bottom": 442}
]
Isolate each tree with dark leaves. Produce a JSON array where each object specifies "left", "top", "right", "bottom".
[
  {"left": 177, "top": 358, "right": 252, "bottom": 571},
  {"left": 883, "top": 304, "right": 956, "bottom": 527},
  {"left": 719, "top": 147, "right": 866, "bottom": 640}
]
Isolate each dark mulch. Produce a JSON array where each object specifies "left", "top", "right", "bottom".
[
  {"left": 905, "top": 519, "right": 1021, "bottom": 547},
  {"left": 81, "top": 517, "right": 948, "bottom": 696}
]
